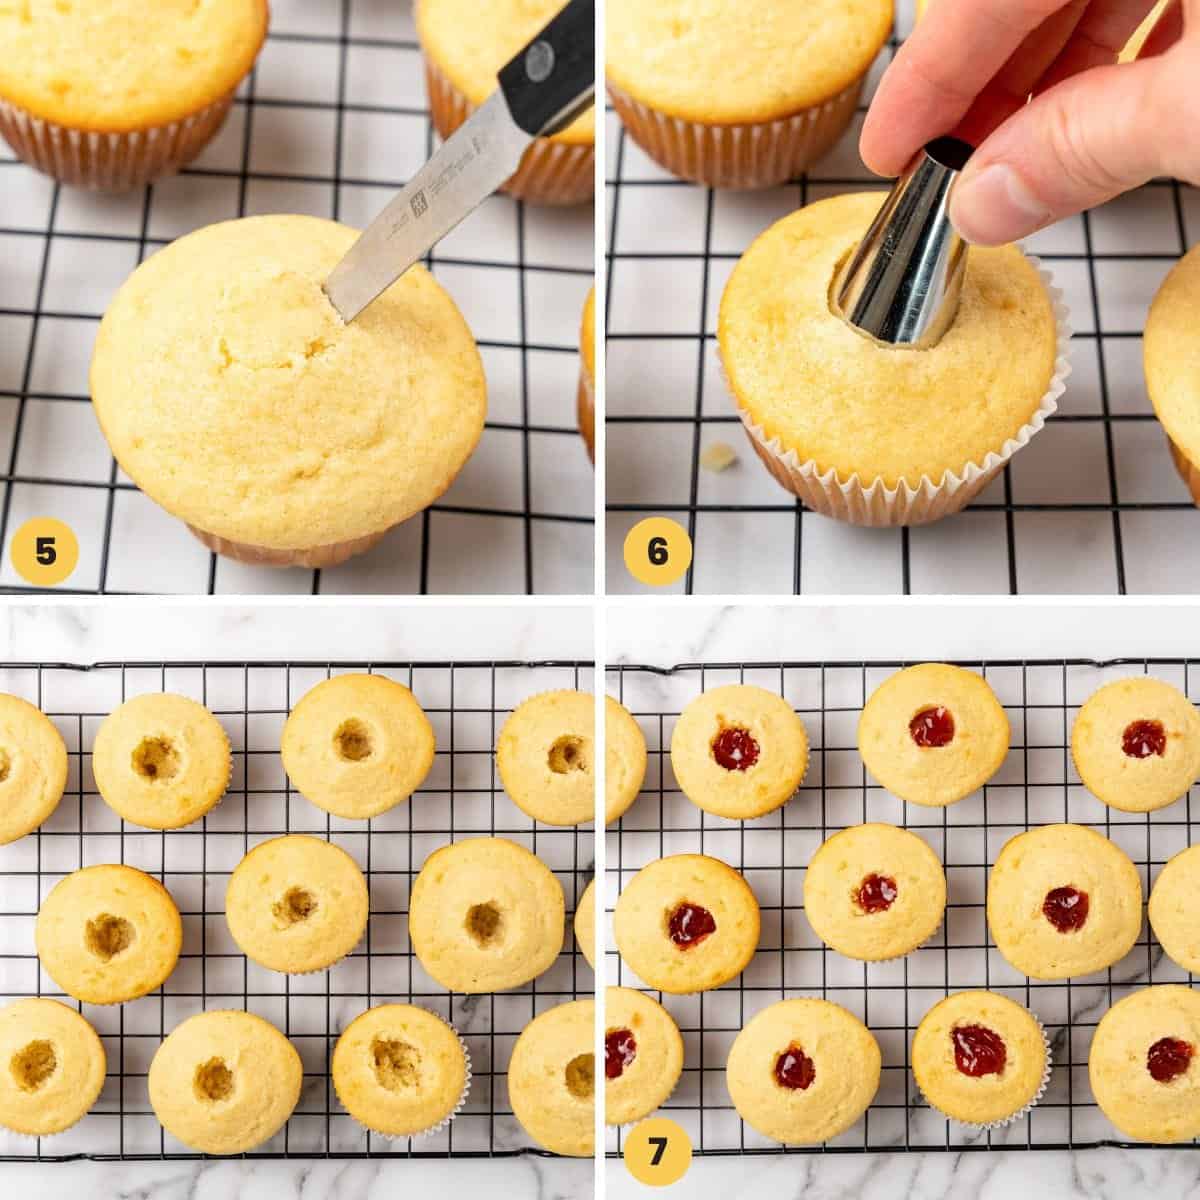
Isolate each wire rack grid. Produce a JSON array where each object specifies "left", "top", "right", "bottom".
[
  {"left": 605, "top": 0, "right": 1200, "bottom": 596},
  {"left": 604, "top": 657, "right": 1200, "bottom": 1156},
  {"left": 0, "top": 657, "right": 594, "bottom": 1161},
  {"left": 0, "top": 0, "right": 594, "bottom": 596}
]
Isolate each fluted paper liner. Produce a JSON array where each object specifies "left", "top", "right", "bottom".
[
  {"left": 728, "top": 259, "right": 1072, "bottom": 527},
  {"left": 188, "top": 524, "right": 391, "bottom": 569}
]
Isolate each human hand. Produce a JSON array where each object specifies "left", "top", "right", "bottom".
[{"left": 860, "top": 0, "right": 1199, "bottom": 244}]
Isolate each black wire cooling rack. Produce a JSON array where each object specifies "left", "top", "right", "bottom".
[
  {"left": 605, "top": 657, "right": 1200, "bottom": 1155},
  {"left": 604, "top": 1, "right": 1200, "bottom": 597},
  {"left": 0, "top": 658, "right": 594, "bottom": 1161},
  {"left": 0, "top": 0, "right": 594, "bottom": 596}
]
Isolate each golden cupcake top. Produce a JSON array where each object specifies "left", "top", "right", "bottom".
[
  {"left": 0, "top": 998, "right": 106, "bottom": 1137},
  {"left": 149, "top": 1010, "right": 302, "bottom": 1154},
  {"left": 581, "top": 286, "right": 596, "bottom": 379},
  {"left": 669, "top": 684, "right": 808, "bottom": 821},
  {"left": 35, "top": 864, "right": 182, "bottom": 1004},
  {"left": 92, "top": 692, "right": 230, "bottom": 830},
  {"left": 281, "top": 674, "right": 436, "bottom": 821},
  {"left": 1148, "top": 843, "right": 1200, "bottom": 974},
  {"left": 0, "top": 0, "right": 267, "bottom": 132},
  {"left": 332, "top": 1005, "right": 468, "bottom": 1137},
  {"left": 858, "top": 663, "right": 1010, "bottom": 807},
  {"left": 0, "top": 693, "right": 67, "bottom": 845},
  {"left": 574, "top": 877, "right": 596, "bottom": 968},
  {"left": 224, "top": 835, "right": 369, "bottom": 974},
  {"left": 912, "top": 991, "right": 1047, "bottom": 1126},
  {"left": 604, "top": 986, "right": 684, "bottom": 1127},
  {"left": 415, "top": 0, "right": 594, "bottom": 145},
  {"left": 986, "top": 823, "right": 1142, "bottom": 980},
  {"left": 719, "top": 192, "right": 1058, "bottom": 490},
  {"left": 90, "top": 215, "right": 487, "bottom": 552},
  {"left": 507, "top": 998, "right": 595, "bottom": 1156},
  {"left": 1071, "top": 676, "right": 1200, "bottom": 813},
  {"left": 607, "top": 0, "right": 894, "bottom": 124},
  {"left": 803, "top": 823, "right": 946, "bottom": 961},
  {"left": 1146, "top": 245, "right": 1200, "bottom": 463},
  {"left": 725, "top": 998, "right": 881, "bottom": 1144},
  {"left": 1089, "top": 985, "right": 1200, "bottom": 1144},
  {"left": 606, "top": 694, "right": 647, "bottom": 824}
]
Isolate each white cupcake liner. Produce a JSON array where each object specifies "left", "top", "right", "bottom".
[{"left": 727, "top": 259, "right": 1073, "bottom": 527}]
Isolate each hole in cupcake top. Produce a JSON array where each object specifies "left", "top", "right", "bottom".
[
  {"left": 1042, "top": 886, "right": 1089, "bottom": 933},
  {"left": 466, "top": 901, "right": 504, "bottom": 947},
  {"left": 371, "top": 1036, "right": 421, "bottom": 1091},
  {"left": 774, "top": 1043, "right": 816, "bottom": 1090},
  {"left": 1123, "top": 719, "right": 1166, "bottom": 759},
  {"left": 132, "top": 736, "right": 179, "bottom": 782},
  {"left": 605, "top": 1029, "right": 637, "bottom": 1080},
  {"left": 951, "top": 1024, "right": 1007, "bottom": 1077},
  {"left": 909, "top": 706, "right": 955, "bottom": 748},
  {"left": 710, "top": 726, "right": 759, "bottom": 772},
  {"left": 564, "top": 1053, "right": 595, "bottom": 1100},
  {"left": 194, "top": 1057, "right": 234, "bottom": 1103},
  {"left": 548, "top": 735, "right": 589, "bottom": 775},
  {"left": 668, "top": 901, "right": 716, "bottom": 949},
  {"left": 273, "top": 886, "right": 318, "bottom": 928},
  {"left": 1148, "top": 1037, "right": 1193, "bottom": 1083},
  {"left": 334, "top": 718, "right": 374, "bottom": 762},
  {"left": 10, "top": 1040, "right": 56, "bottom": 1093},
  {"left": 85, "top": 913, "right": 135, "bottom": 962},
  {"left": 0, "top": 749, "right": 12, "bottom": 783},
  {"left": 855, "top": 873, "right": 898, "bottom": 913}
]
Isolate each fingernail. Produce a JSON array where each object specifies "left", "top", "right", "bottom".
[{"left": 950, "top": 163, "right": 1051, "bottom": 246}]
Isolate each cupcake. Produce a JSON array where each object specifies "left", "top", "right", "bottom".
[
  {"left": 858, "top": 663, "right": 1010, "bottom": 807},
  {"left": 408, "top": 837, "right": 565, "bottom": 993},
  {"left": 607, "top": 0, "right": 894, "bottom": 188},
  {"left": 36, "top": 864, "right": 182, "bottom": 1004},
  {"left": 332, "top": 1004, "right": 469, "bottom": 1139},
  {"left": 1071, "top": 677, "right": 1200, "bottom": 813},
  {"left": 613, "top": 853, "right": 760, "bottom": 994},
  {"left": 149, "top": 1010, "right": 302, "bottom": 1154},
  {"left": 90, "top": 214, "right": 487, "bottom": 569},
  {"left": 579, "top": 287, "right": 596, "bottom": 462},
  {"left": 575, "top": 878, "right": 596, "bottom": 968},
  {"left": 606, "top": 695, "right": 647, "bottom": 824},
  {"left": 1148, "top": 844, "right": 1200, "bottom": 973},
  {"left": 912, "top": 991, "right": 1049, "bottom": 1128},
  {"left": 803, "top": 823, "right": 946, "bottom": 961},
  {"left": 507, "top": 999, "right": 595, "bottom": 1156},
  {"left": 416, "top": 0, "right": 594, "bottom": 206},
  {"left": 0, "top": 0, "right": 267, "bottom": 191},
  {"left": 0, "top": 999, "right": 105, "bottom": 1137},
  {"left": 605, "top": 986, "right": 684, "bottom": 1127},
  {"left": 669, "top": 684, "right": 808, "bottom": 821},
  {"left": 225, "top": 835, "right": 369, "bottom": 975},
  {"left": 0, "top": 694, "right": 67, "bottom": 845},
  {"left": 281, "top": 674, "right": 436, "bottom": 820},
  {"left": 1089, "top": 985, "right": 1200, "bottom": 1143},
  {"left": 92, "top": 692, "right": 230, "bottom": 830},
  {"left": 987, "top": 824, "right": 1141, "bottom": 980},
  {"left": 496, "top": 690, "right": 596, "bottom": 827},
  {"left": 718, "top": 192, "right": 1068, "bottom": 525},
  {"left": 725, "top": 999, "right": 881, "bottom": 1144}
]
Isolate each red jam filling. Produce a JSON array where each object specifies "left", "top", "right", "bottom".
[
  {"left": 711, "top": 726, "right": 759, "bottom": 772},
  {"left": 856, "top": 873, "right": 898, "bottom": 913},
  {"left": 1147, "top": 1037, "right": 1193, "bottom": 1083},
  {"left": 1122, "top": 719, "right": 1166, "bottom": 759},
  {"left": 909, "top": 706, "right": 955, "bottom": 748},
  {"left": 774, "top": 1043, "right": 816, "bottom": 1090},
  {"left": 668, "top": 902, "right": 716, "bottom": 949},
  {"left": 951, "top": 1024, "right": 1007, "bottom": 1077},
  {"left": 1042, "top": 886, "right": 1089, "bottom": 932},
  {"left": 605, "top": 1028, "right": 637, "bottom": 1080}
]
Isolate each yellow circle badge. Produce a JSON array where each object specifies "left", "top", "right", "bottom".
[
  {"left": 623, "top": 517, "right": 692, "bottom": 587},
  {"left": 10, "top": 518, "right": 79, "bottom": 587},
  {"left": 624, "top": 1117, "right": 692, "bottom": 1187}
]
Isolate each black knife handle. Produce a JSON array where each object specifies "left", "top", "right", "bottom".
[{"left": 497, "top": 0, "right": 595, "bottom": 139}]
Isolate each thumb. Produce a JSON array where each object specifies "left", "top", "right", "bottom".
[{"left": 948, "top": 54, "right": 1184, "bottom": 245}]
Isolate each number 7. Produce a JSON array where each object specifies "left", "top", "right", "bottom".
[{"left": 648, "top": 1135, "right": 668, "bottom": 1166}]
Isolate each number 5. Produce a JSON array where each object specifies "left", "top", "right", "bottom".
[{"left": 35, "top": 536, "right": 56, "bottom": 566}]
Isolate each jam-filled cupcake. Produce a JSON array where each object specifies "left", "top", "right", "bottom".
[
  {"left": 1148, "top": 844, "right": 1200, "bottom": 974},
  {"left": 0, "top": 694, "right": 67, "bottom": 845},
  {"left": 858, "top": 664, "right": 1010, "bottom": 807},
  {"left": 803, "top": 823, "right": 946, "bottom": 961},
  {"left": 1071, "top": 677, "right": 1200, "bottom": 813},
  {"left": 1089, "top": 985, "right": 1200, "bottom": 1143},
  {"left": 726, "top": 999, "right": 881, "bottom": 1144},
  {"left": 987, "top": 824, "right": 1141, "bottom": 980},
  {"left": 912, "top": 992, "right": 1050, "bottom": 1127},
  {"left": 605, "top": 987, "right": 684, "bottom": 1126},
  {"left": 669, "top": 685, "right": 808, "bottom": 821},
  {"left": 613, "top": 853, "right": 760, "bottom": 993}
]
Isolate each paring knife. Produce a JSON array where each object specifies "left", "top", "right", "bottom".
[{"left": 324, "top": 0, "right": 595, "bottom": 323}]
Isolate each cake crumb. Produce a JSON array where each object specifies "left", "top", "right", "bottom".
[{"left": 701, "top": 442, "right": 738, "bottom": 472}]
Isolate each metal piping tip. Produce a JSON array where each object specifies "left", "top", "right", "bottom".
[{"left": 833, "top": 136, "right": 973, "bottom": 350}]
